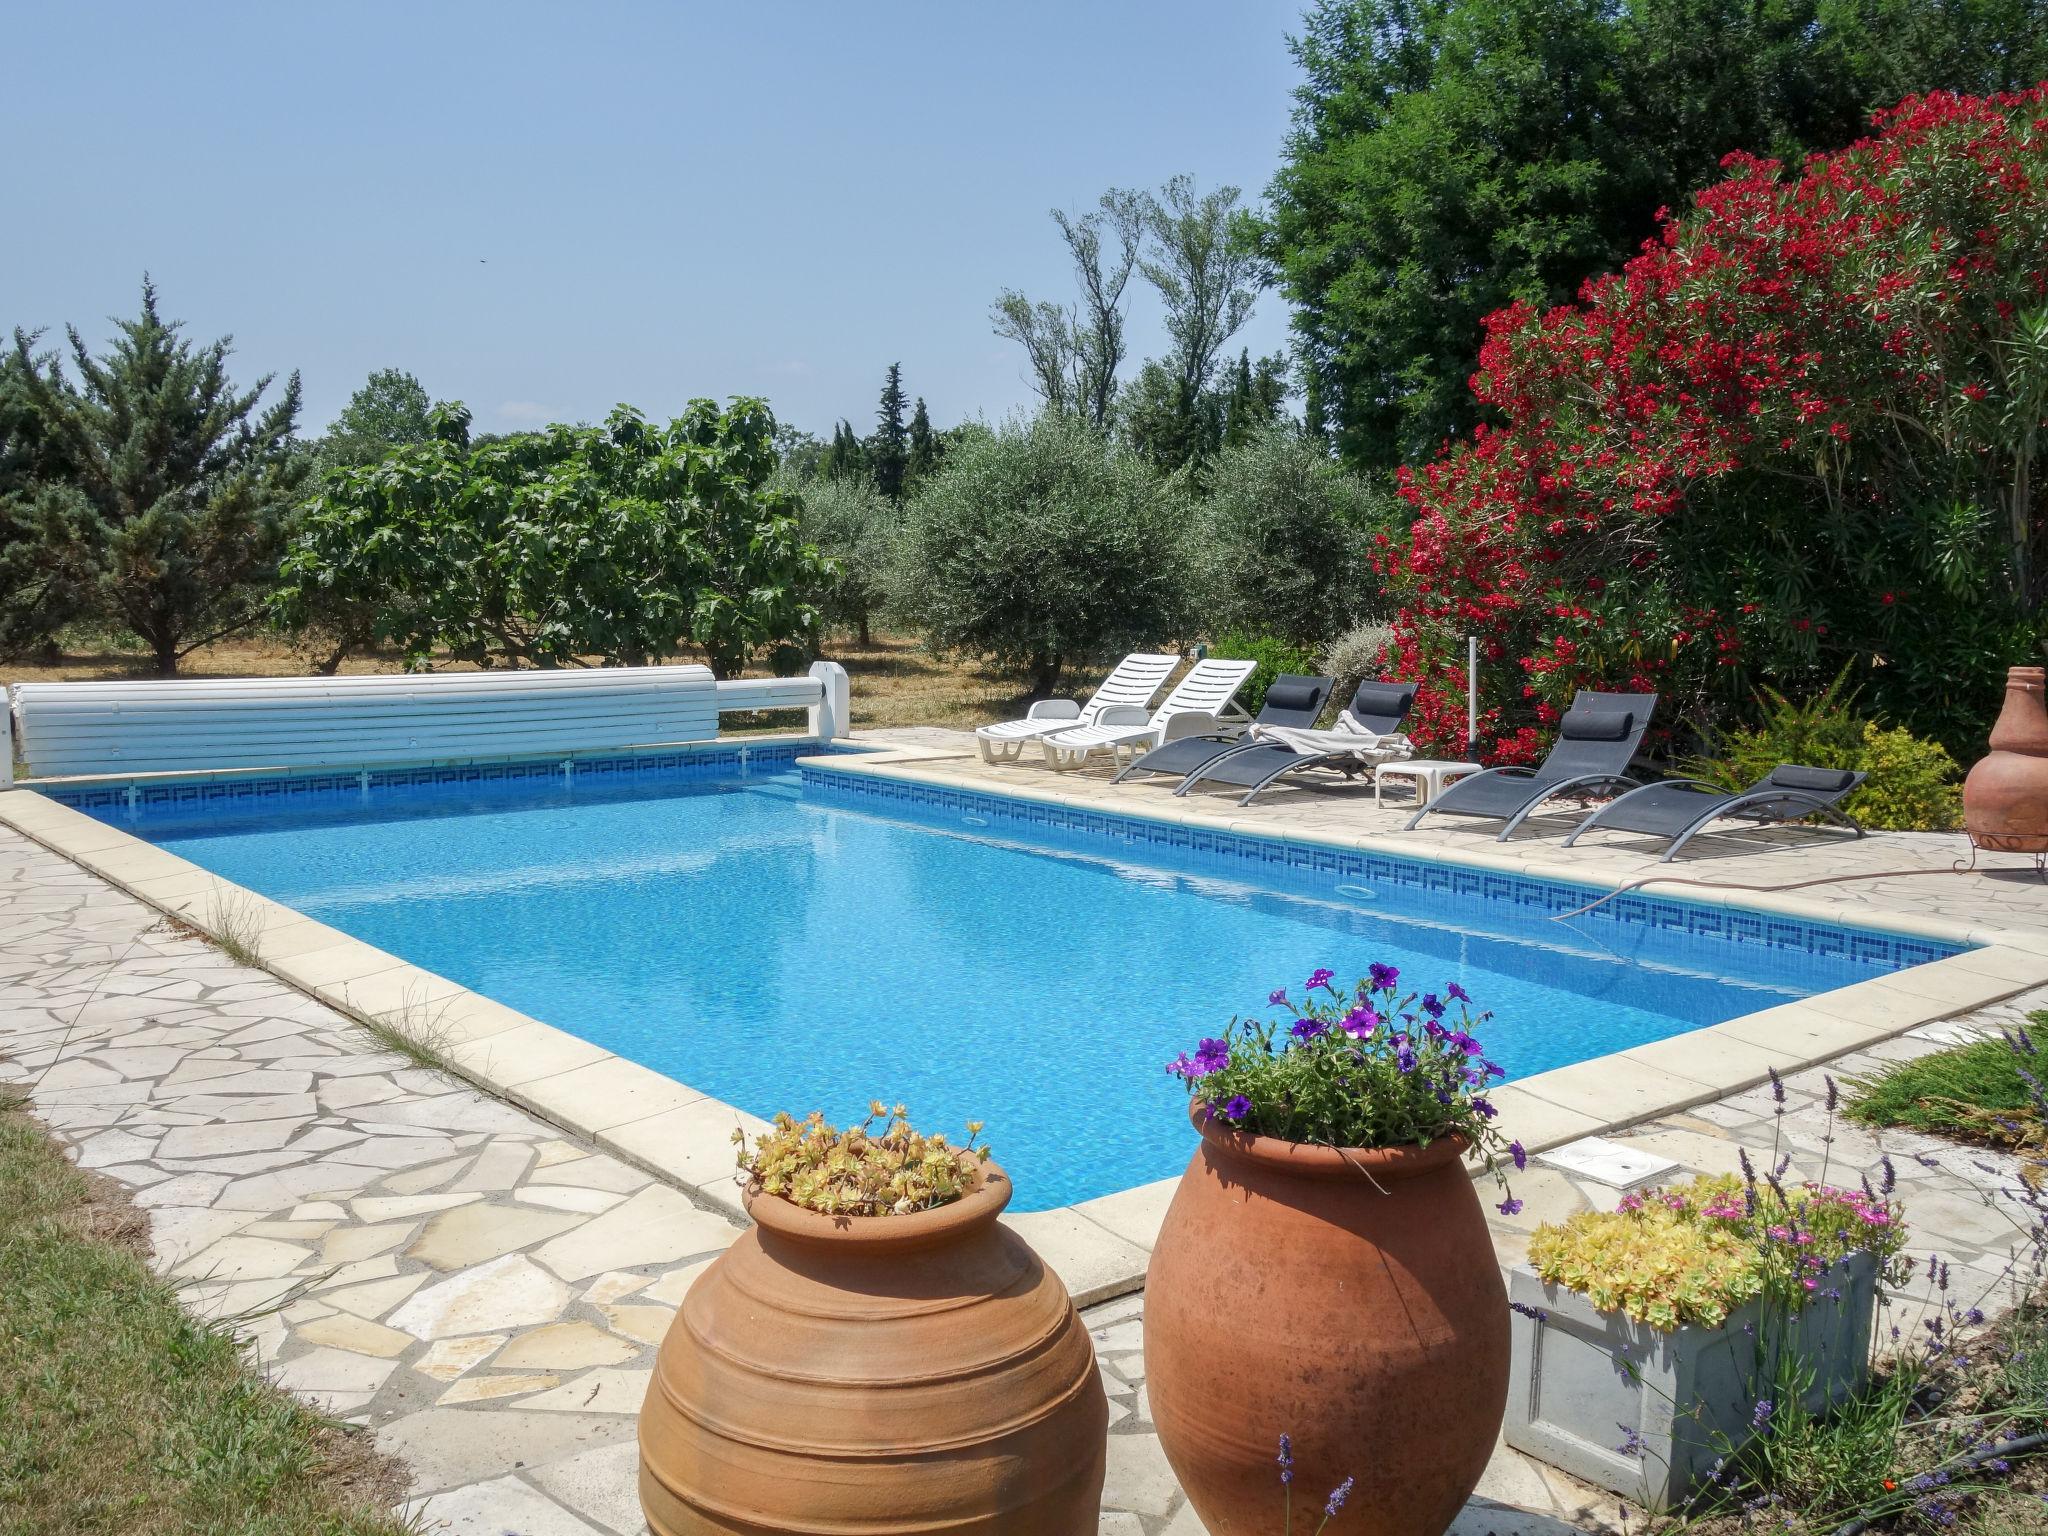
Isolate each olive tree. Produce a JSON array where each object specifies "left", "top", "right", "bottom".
[
  {"left": 1190, "top": 424, "right": 1393, "bottom": 650},
  {"left": 888, "top": 413, "right": 1188, "bottom": 694},
  {"left": 799, "top": 474, "right": 894, "bottom": 645}
]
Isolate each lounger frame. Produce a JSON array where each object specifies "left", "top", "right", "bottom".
[{"left": 1560, "top": 775, "right": 1867, "bottom": 862}]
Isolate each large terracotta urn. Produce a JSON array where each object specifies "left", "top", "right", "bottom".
[
  {"left": 639, "top": 1162, "right": 1107, "bottom": 1534},
  {"left": 1965, "top": 666, "right": 2048, "bottom": 853},
  {"left": 1146, "top": 1109, "right": 1509, "bottom": 1536}
]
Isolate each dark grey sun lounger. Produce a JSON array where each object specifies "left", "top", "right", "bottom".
[
  {"left": 1404, "top": 690, "right": 1657, "bottom": 840},
  {"left": 1172, "top": 679, "right": 1419, "bottom": 805},
  {"left": 1111, "top": 674, "right": 1335, "bottom": 785},
  {"left": 1561, "top": 763, "right": 1867, "bottom": 861}
]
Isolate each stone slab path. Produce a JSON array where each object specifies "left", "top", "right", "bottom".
[{"left": 4, "top": 822, "right": 2042, "bottom": 1536}]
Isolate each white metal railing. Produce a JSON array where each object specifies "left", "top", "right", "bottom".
[
  {"left": 717, "top": 661, "right": 848, "bottom": 741},
  {"left": 4, "top": 658, "right": 850, "bottom": 783}
]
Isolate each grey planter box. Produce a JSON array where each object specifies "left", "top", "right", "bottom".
[{"left": 1504, "top": 1254, "right": 1879, "bottom": 1509}]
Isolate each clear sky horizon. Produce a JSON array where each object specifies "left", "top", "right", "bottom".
[{"left": 6, "top": 2, "right": 1305, "bottom": 441}]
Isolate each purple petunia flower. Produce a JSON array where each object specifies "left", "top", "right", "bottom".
[
  {"left": 1340, "top": 1005, "right": 1379, "bottom": 1039},
  {"left": 1369, "top": 961, "right": 1400, "bottom": 992},
  {"left": 1220, "top": 1094, "right": 1252, "bottom": 1121},
  {"left": 1498, "top": 1196, "right": 1523, "bottom": 1215},
  {"left": 1473, "top": 1097, "right": 1497, "bottom": 1119},
  {"left": 1447, "top": 981, "right": 1471, "bottom": 1004},
  {"left": 1396, "top": 1045, "right": 1417, "bottom": 1074},
  {"left": 1306, "top": 967, "right": 1336, "bottom": 992},
  {"left": 1268, "top": 987, "right": 1288, "bottom": 1006},
  {"left": 1290, "top": 1018, "right": 1328, "bottom": 1042},
  {"left": 1510, "top": 1140, "right": 1528, "bottom": 1171},
  {"left": 1422, "top": 992, "right": 1446, "bottom": 1019}
]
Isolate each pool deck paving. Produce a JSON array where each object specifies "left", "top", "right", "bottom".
[{"left": 4, "top": 726, "right": 2048, "bottom": 1533}]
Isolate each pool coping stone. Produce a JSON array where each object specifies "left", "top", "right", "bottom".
[{"left": 6, "top": 730, "right": 2046, "bottom": 1307}]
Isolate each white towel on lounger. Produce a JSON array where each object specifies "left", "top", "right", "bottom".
[{"left": 1249, "top": 710, "right": 1415, "bottom": 762}]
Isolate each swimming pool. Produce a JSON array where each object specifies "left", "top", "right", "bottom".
[{"left": 62, "top": 748, "right": 1960, "bottom": 1210}]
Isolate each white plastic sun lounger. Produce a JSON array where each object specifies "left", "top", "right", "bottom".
[
  {"left": 974, "top": 653, "right": 1180, "bottom": 764},
  {"left": 1039, "top": 657, "right": 1258, "bottom": 771}
]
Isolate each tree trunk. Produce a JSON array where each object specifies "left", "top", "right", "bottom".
[
  {"left": 857, "top": 614, "right": 872, "bottom": 647},
  {"left": 150, "top": 633, "right": 179, "bottom": 677}
]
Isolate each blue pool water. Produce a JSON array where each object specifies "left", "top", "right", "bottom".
[{"left": 81, "top": 757, "right": 1953, "bottom": 1209}]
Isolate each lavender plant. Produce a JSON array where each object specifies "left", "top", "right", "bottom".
[
  {"left": 1595, "top": 1036, "right": 2048, "bottom": 1531},
  {"left": 1168, "top": 966, "right": 1523, "bottom": 1208},
  {"left": 1277, "top": 1434, "right": 1353, "bottom": 1535}
]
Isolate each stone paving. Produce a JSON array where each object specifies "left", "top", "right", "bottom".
[{"left": 5, "top": 815, "right": 2045, "bottom": 1536}]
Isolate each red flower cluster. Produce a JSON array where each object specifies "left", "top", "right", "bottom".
[{"left": 1376, "top": 87, "right": 2048, "bottom": 760}]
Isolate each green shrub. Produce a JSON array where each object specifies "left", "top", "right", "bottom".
[
  {"left": 888, "top": 412, "right": 1189, "bottom": 694},
  {"left": 1689, "top": 670, "right": 1964, "bottom": 832},
  {"left": 1209, "top": 630, "right": 1320, "bottom": 719},
  {"left": 1187, "top": 424, "right": 1388, "bottom": 650}
]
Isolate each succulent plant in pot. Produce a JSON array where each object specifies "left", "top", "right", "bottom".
[
  {"left": 1507, "top": 1130, "right": 1909, "bottom": 1509},
  {"left": 637, "top": 1104, "right": 1107, "bottom": 1535},
  {"left": 1145, "top": 967, "right": 1522, "bottom": 1536}
]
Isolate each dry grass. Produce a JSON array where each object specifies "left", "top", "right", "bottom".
[
  {"left": 0, "top": 1087, "right": 414, "bottom": 1535},
  {"left": 3, "top": 629, "right": 1092, "bottom": 734},
  {"left": 201, "top": 888, "right": 270, "bottom": 970},
  {"left": 356, "top": 991, "right": 462, "bottom": 1077}
]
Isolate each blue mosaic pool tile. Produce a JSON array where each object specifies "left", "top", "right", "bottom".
[{"left": 800, "top": 764, "right": 1964, "bottom": 977}]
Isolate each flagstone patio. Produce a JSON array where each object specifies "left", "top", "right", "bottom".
[{"left": 3, "top": 809, "right": 2043, "bottom": 1535}]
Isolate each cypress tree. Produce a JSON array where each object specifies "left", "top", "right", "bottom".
[
  {"left": 907, "top": 396, "right": 941, "bottom": 488},
  {"left": 870, "top": 362, "right": 909, "bottom": 500}
]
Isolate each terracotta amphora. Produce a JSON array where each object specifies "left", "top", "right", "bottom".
[
  {"left": 1146, "top": 1109, "right": 1508, "bottom": 1536},
  {"left": 639, "top": 1162, "right": 1107, "bottom": 1535},
  {"left": 1964, "top": 666, "right": 2048, "bottom": 853}
]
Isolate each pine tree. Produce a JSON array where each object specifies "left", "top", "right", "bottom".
[
  {"left": 869, "top": 362, "right": 909, "bottom": 500},
  {"left": 9, "top": 280, "right": 303, "bottom": 674},
  {"left": 907, "top": 396, "right": 941, "bottom": 488}
]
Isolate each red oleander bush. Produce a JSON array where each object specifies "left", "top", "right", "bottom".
[{"left": 1378, "top": 87, "right": 2048, "bottom": 764}]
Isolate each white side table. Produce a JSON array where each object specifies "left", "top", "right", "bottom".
[{"left": 1374, "top": 759, "right": 1484, "bottom": 807}]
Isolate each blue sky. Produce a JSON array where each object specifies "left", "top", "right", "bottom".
[{"left": 5, "top": 2, "right": 1304, "bottom": 439}]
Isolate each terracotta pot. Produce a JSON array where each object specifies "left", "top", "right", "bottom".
[
  {"left": 638, "top": 1161, "right": 1106, "bottom": 1535},
  {"left": 1146, "top": 1108, "right": 1509, "bottom": 1536},
  {"left": 1965, "top": 666, "right": 2048, "bottom": 852}
]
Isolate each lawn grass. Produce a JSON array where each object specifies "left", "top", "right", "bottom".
[
  {"left": 1845, "top": 1027, "right": 2047, "bottom": 1151},
  {"left": 0, "top": 1088, "right": 413, "bottom": 1536}
]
